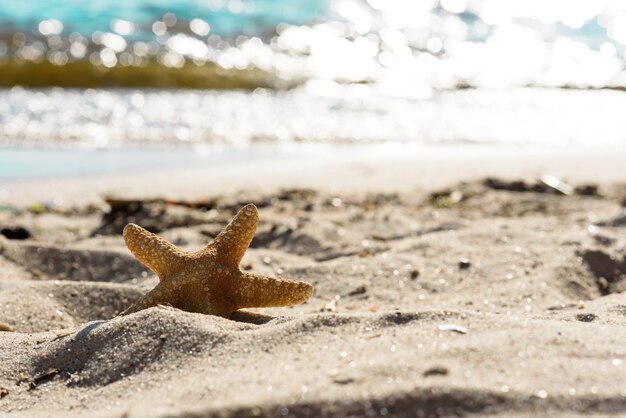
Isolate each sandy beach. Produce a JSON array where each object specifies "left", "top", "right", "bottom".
[
  {"left": 0, "top": 151, "right": 624, "bottom": 417},
  {"left": 2, "top": 0, "right": 626, "bottom": 416}
]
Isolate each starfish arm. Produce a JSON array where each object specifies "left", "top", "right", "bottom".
[
  {"left": 119, "top": 282, "right": 178, "bottom": 315},
  {"left": 231, "top": 272, "right": 313, "bottom": 310},
  {"left": 203, "top": 204, "right": 259, "bottom": 268},
  {"left": 123, "top": 223, "right": 186, "bottom": 279}
]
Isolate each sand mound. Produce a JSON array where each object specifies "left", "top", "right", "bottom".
[
  {"left": 0, "top": 240, "right": 147, "bottom": 283},
  {"left": 0, "top": 280, "right": 145, "bottom": 332},
  {"left": 3, "top": 308, "right": 626, "bottom": 417}
]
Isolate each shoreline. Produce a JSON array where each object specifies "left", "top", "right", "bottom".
[{"left": 2, "top": 143, "right": 625, "bottom": 206}]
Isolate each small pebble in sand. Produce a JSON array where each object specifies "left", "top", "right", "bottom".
[
  {"left": 540, "top": 174, "right": 573, "bottom": 195},
  {"left": 575, "top": 313, "right": 597, "bottom": 323},
  {"left": 597, "top": 277, "right": 610, "bottom": 292},
  {"left": 322, "top": 296, "right": 340, "bottom": 312},
  {"left": 0, "top": 323, "right": 14, "bottom": 332},
  {"left": 0, "top": 226, "right": 31, "bottom": 240},
  {"left": 575, "top": 184, "right": 600, "bottom": 196},
  {"left": 347, "top": 286, "right": 367, "bottom": 296},
  {"left": 458, "top": 258, "right": 471, "bottom": 269},
  {"left": 591, "top": 234, "right": 615, "bottom": 246},
  {"left": 333, "top": 377, "right": 355, "bottom": 385},
  {"left": 423, "top": 366, "right": 449, "bottom": 377},
  {"left": 438, "top": 324, "right": 467, "bottom": 334},
  {"left": 51, "top": 329, "right": 72, "bottom": 338}
]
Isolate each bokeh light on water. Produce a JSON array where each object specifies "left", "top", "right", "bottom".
[
  {"left": 1, "top": 1, "right": 626, "bottom": 149},
  {"left": 2, "top": 0, "right": 626, "bottom": 89},
  {"left": 3, "top": 87, "right": 626, "bottom": 148}
]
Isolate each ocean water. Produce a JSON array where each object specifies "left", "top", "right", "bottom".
[
  {"left": 1, "top": 1, "right": 626, "bottom": 179},
  {"left": 1, "top": 0, "right": 624, "bottom": 47},
  {"left": 0, "top": 0, "right": 330, "bottom": 39},
  {"left": 2, "top": 86, "right": 626, "bottom": 148},
  {"left": 1, "top": 0, "right": 625, "bottom": 89}
]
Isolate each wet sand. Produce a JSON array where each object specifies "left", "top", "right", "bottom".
[
  {"left": 2, "top": 144, "right": 626, "bottom": 204},
  {"left": 0, "top": 151, "right": 625, "bottom": 417}
]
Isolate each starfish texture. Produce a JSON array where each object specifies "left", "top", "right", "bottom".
[{"left": 120, "top": 203, "right": 313, "bottom": 318}]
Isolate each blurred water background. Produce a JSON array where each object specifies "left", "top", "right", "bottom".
[{"left": 1, "top": 0, "right": 626, "bottom": 177}]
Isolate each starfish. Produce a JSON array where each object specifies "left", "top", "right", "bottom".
[{"left": 119, "top": 203, "right": 313, "bottom": 318}]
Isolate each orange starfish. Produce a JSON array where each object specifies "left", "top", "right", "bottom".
[{"left": 120, "top": 203, "right": 313, "bottom": 318}]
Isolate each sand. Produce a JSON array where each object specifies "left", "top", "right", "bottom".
[{"left": 0, "top": 153, "right": 625, "bottom": 417}]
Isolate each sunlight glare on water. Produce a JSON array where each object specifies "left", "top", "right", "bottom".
[
  {"left": 1, "top": 0, "right": 626, "bottom": 89},
  {"left": 1, "top": 87, "right": 626, "bottom": 148},
  {"left": 1, "top": 0, "right": 626, "bottom": 148}
]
